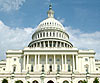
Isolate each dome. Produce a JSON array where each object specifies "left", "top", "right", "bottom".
[
  {"left": 28, "top": 4, "right": 73, "bottom": 48},
  {"left": 37, "top": 17, "right": 65, "bottom": 31}
]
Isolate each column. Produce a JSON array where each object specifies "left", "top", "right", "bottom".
[
  {"left": 56, "top": 41, "right": 58, "bottom": 47},
  {"left": 48, "top": 41, "right": 49, "bottom": 47},
  {"left": 54, "top": 55, "right": 56, "bottom": 71},
  {"left": 46, "top": 55, "right": 48, "bottom": 64},
  {"left": 27, "top": 55, "right": 29, "bottom": 65},
  {"left": 62, "top": 55, "right": 64, "bottom": 71},
  {"left": 40, "top": 42, "right": 41, "bottom": 47},
  {"left": 52, "top": 41, "right": 53, "bottom": 47},
  {"left": 23, "top": 55, "right": 26, "bottom": 70},
  {"left": 38, "top": 55, "right": 40, "bottom": 64},
  {"left": 54, "top": 55, "right": 56, "bottom": 64},
  {"left": 44, "top": 41, "right": 45, "bottom": 48},
  {"left": 65, "top": 55, "right": 67, "bottom": 71},
  {"left": 72, "top": 55, "right": 75, "bottom": 72},
  {"left": 35, "top": 55, "right": 37, "bottom": 65},
  {"left": 76, "top": 55, "right": 78, "bottom": 71}
]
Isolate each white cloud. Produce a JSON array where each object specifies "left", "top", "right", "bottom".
[
  {"left": 0, "top": 20, "right": 100, "bottom": 60},
  {"left": 57, "top": 17, "right": 65, "bottom": 24},
  {"left": 0, "top": 0, "right": 26, "bottom": 12},
  {"left": 0, "top": 20, "right": 34, "bottom": 60},
  {"left": 66, "top": 26, "right": 100, "bottom": 59}
]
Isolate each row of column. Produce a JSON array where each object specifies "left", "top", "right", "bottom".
[
  {"left": 30, "top": 41, "right": 71, "bottom": 48},
  {"left": 23, "top": 54, "right": 78, "bottom": 72}
]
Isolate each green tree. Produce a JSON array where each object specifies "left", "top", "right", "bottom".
[
  {"left": 2, "top": 79, "right": 8, "bottom": 83},
  {"left": 93, "top": 77, "right": 99, "bottom": 83}
]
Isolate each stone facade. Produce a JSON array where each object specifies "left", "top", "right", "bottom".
[{"left": 0, "top": 4, "right": 100, "bottom": 83}]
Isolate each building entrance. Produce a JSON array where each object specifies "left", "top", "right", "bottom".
[{"left": 47, "top": 80, "right": 54, "bottom": 83}]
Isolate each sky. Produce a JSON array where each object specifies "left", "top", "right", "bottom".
[{"left": 0, "top": 0, "right": 100, "bottom": 60}]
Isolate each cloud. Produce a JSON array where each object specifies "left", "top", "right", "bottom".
[
  {"left": 0, "top": 20, "right": 100, "bottom": 60},
  {"left": 57, "top": 17, "right": 65, "bottom": 24},
  {"left": 66, "top": 26, "right": 100, "bottom": 59},
  {"left": 0, "top": 0, "right": 26, "bottom": 12},
  {"left": 0, "top": 20, "right": 34, "bottom": 60}
]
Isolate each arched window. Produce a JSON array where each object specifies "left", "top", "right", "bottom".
[
  {"left": 47, "top": 32, "right": 48, "bottom": 37},
  {"left": 38, "top": 34, "right": 39, "bottom": 38},
  {"left": 41, "top": 42, "right": 44, "bottom": 47},
  {"left": 68, "top": 64, "right": 70, "bottom": 72},
  {"left": 33, "top": 80, "right": 38, "bottom": 83},
  {"left": 31, "top": 65, "right": 33, "bottom": 72},
  {"left": 63, "top": 80, "right": 69, "bottom": 83},
  {"left": 2, "top": 79, "right": 8, "bottom": 83},
  {"left": 53, "top": 32, "right": 55, "bottom": 36},
  {"left": 57, "top": 32, "right": 58, "bottom": 37},
  {"left": 43, "top": 32, "right": 45, "bottom": 37},
  {"left": 47, "top": 80, "right": 54, "bottom": 83},
  {"left": 49, "top": 65, "right": 52, "bottom": 72},
  {"left": 13, "top": 66, "right": 16, "bottom": 72},
  {"left": 15, "top": 80, "right": 23, "bottom": 83},
  {"left": 49, "top": 41, "right": 52, "bottom": 47},
  {"left": 78, "top": 80, "right": 83, "bottom": 83},
  {"left": 50, "top": 32, "right": 52, "bottom": 36}
]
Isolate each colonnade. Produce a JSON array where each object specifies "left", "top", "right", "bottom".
[
  {"left": 29, "top": 41, "right": 72, "bottom": 48},
  {"left": 23, "top": 54, "right": 78, "bottom": 72}
]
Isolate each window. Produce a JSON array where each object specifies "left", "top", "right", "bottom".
[
  {"left": 31, "top": 65, "right": 33, "bottom": 72},
  {"left": 49, "top": 41, "right": 52, "bottom": 47},
  {"left": 57, "top": 32, "right": 58, "bottom": 37},
  {"left": 31, "top": 58, "right": 34, "bottom": 62},
  {"left": 14, "top": 58, "right": 16, "bottom": 61},
  {"left": 43, "top": 32, "right": 45, "bottom": 37},
  {"left": 38, "top": 34, "right": 39, "bottom": 38},
  {"left": 41, "top": 42, "right": 44, "bottom": 47},
  {"left": 3, "top": 68, "right": 5, "bottom": 71},
  {"left": 49, "top": 65, "right": 52, "bottom": 72},
  {"left": 13, "top": 66, "right": 16, "bottom": 72},
  {"left": 53, "top": 41, "right": 56, "bottom": 47},
  {"left": 50, "top": 32, "right": 51, "bottom": 36},
  {"left": 53, "top": 32, "right": 55, "bottom": 36},
  {"left": 67, "top": 59, "right": 70, "bottom": 62},
  {"left": 57, "top": 59, "right": 60, "bottom": 62},
  {"left": 37, "top": 42, "right": 40, "bottom": 47},
  {"left": 68, "top": 64, "right": 70, "bottom": 72},
  {"left": 85, "top": 58, "right": 88, "bottom": 61},
  {"left": 96, "top": 68, "right": 98, "bottom": 71},
  {"left": 47, "top": 32, "right": 48, "bottom": 37},
  {"left": 86, "top": 67, "right": 88, "bottom": 73},
  {"left": 45, "top": 41, "right": 48, "bottom": 47},
  {"left": 49, "top": 58, "right": 52, "bottom": 61}
]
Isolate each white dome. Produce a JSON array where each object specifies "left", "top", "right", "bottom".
[{"left": 37, "top": 17, "right": 65, "bottom": 31}]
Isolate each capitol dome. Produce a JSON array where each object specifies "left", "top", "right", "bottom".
[{"left": 28, "top": 4, "right": 73, "bottom": 48}]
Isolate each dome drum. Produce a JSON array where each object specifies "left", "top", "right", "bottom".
[
  {"left": 28, "top": 39, "right": 73, "bottom": 48},
  {"left": 32, "top": 29, "right": 69, "bottom": 41}
]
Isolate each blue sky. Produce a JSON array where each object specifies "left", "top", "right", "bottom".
[{"left": 0, "top": 0, "right": 100, "bottom": 60}]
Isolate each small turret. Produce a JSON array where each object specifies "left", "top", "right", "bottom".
[{"left": 47, "top": 4, "right": 54, "bottom": 18}]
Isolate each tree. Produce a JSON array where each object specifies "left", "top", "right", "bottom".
[
  {"left": 2, "top": 79, "right": 8, "bottom": 83},
  {"left": 93, "top": 77, "right": 99, "bottom": 83}
]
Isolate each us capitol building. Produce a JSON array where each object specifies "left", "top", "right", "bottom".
[{"left": 0, "top": 4, "right": 100, "bottom": 83}]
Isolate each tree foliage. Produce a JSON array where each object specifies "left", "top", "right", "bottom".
[
  {"left": 93, "top": 77, "right": 99, "bottom": 83},
  {"left": 2, "top": 79, "right": 8, "bottom": 83}
]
